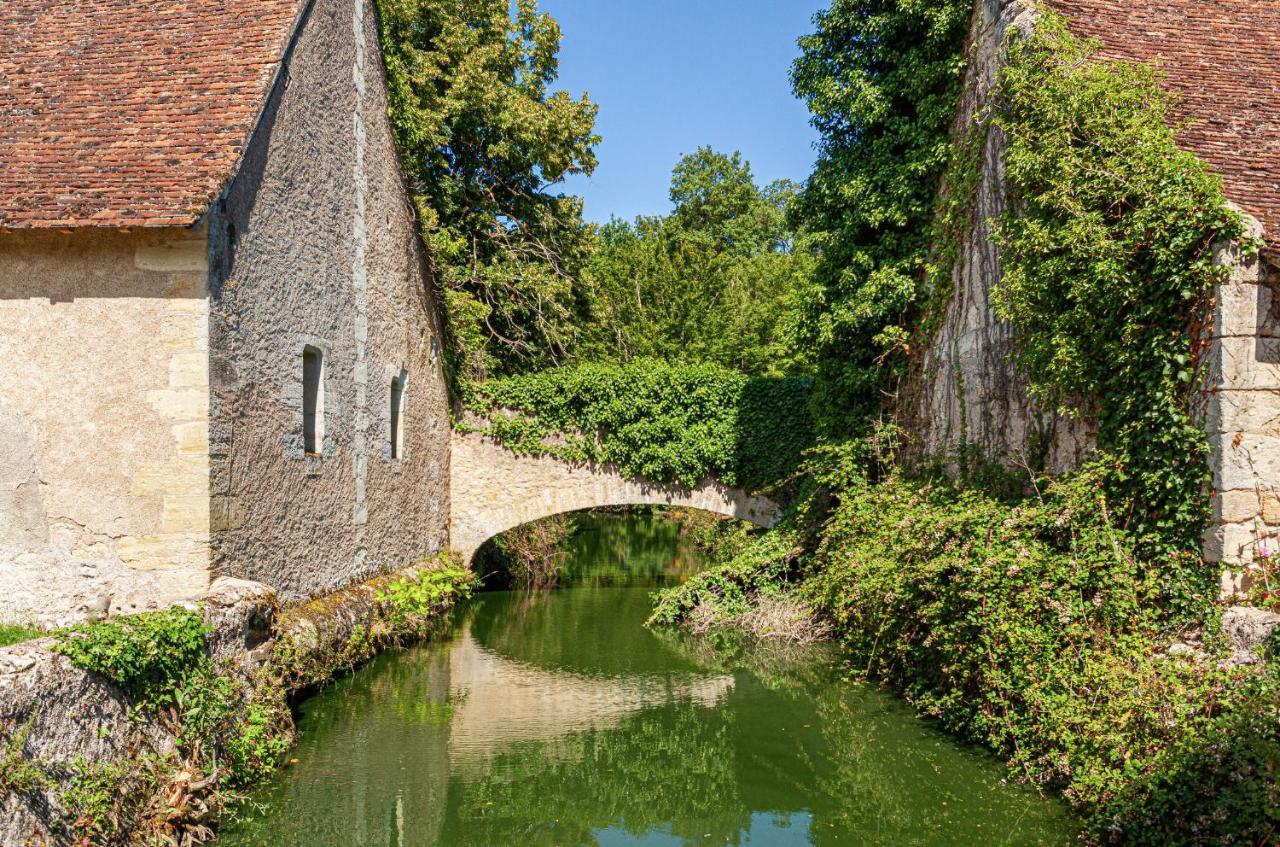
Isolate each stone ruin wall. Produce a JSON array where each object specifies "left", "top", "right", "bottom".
[
  {"left": 906, "top": 0, "right": 1280, "bottom": 587},
  {"left": 907, "top": 0, "right": 1097, "bottom": 477}
]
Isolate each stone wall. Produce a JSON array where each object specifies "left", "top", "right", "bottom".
[
  {"left": 205, "top": 0, "right": 451, "bottom": 600},
  {"left": 0, "top": 229, "right": 212, "bottom": 626},
  {"left": 908, "top": 0, "right": 1279, "bottom": 585},
  {"left": 906, "top": 0, "right": 1097, "bottom": 475},
  {"left": 450, "top": 432, "right": 780, "bottom": 563},
  {"left": 1206, "top": 222, "right": 1280, "bottom": 592}
]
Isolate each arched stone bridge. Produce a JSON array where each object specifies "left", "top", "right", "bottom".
[{"left": 450, "top": 431, "right": 782, "bottom": 563}]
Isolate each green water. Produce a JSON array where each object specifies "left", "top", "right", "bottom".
[{"left": 222, "top": 513, "right": 1076, "bottom": 846}]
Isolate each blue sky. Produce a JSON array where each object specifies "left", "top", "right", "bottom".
[{"left": 539, "top": 0, "right": 828, "bottom": 223}]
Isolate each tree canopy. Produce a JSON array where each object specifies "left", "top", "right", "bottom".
[
  {"left": 578, "top": 148, "right": 816, "bottom": 376},
  {"left": 378, "top": 0, "right": 601, "bottom": 379}
]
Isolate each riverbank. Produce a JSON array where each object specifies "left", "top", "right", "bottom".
[
  {"left": 0, "top": 555, "right": 474, "bottom": 846},
  {"left": 650, "top": 468, "right": 1280, "bottom": 846}
]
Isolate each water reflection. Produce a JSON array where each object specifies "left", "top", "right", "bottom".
[{"left": 222, "top": 513, "right": 1075, "bottom": 846}]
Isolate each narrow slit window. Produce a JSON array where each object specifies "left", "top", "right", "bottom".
[
  {"left": 389, "top": 374, "right": 405, "bottom": 459},
  {"left": 302, "top": 346, "right": 323, "bottom": 455}
]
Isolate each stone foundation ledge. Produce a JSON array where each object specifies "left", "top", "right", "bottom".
[{"left": 0, "top": 558, "right": 464, "bottom": 846}]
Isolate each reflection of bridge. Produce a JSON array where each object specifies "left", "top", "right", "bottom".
[
  {"left": 445, "top": 624, "right": 734, "bottom": 768},
  {"left": 449, "top": 431, "right": 782, "bottom": 563}
]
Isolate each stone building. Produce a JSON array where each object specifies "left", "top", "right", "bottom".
[
  {"left": 913, "top": 0, "right": 1280, "bottom": 589},
  {"left": 0, "top": 0, "right": 451, "bottom": 625}
]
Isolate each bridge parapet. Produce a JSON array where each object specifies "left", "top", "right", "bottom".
[{"left": 449, "top": 431, "right": 781, "bottom": 563}]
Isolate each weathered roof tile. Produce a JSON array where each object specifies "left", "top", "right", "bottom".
[
  {"left": 1048, "top": 0, "right": 1280, "bottom": 261},
  {"left": 0, "top": 0, "right": 304, "bottom": 229}
]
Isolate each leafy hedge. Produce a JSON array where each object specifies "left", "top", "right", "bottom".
[{"left": 461, "top": 359, "right": 814, "bottom": 493}]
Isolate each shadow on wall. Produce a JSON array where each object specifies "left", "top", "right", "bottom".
[
  {"left": 731, "top": 375, "right": 815, "bottom": 495},
  {"left": 1258, "top": 264, "right": 1280, "bottom": 364}
]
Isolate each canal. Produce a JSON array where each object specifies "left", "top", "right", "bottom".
[{"left": 222, "top": 512, "right": 1076, "bottom": 846}]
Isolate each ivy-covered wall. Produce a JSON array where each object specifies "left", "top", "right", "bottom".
[{"left": 907, "top": 0, "right": 1275, "bottom": 590}]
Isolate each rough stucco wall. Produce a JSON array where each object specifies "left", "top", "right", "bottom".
[
  {"left": 907, "top": 0, "right": 1096, "bottom": 474},
  {"left": 0, "top": 229, "right": 211, "bottom": 625},
  {"left": 207, "top": 0, "right": 450, "bottom": 600},
  {"left": 450, "top": 432, "right": 780, "bottom": 563}
]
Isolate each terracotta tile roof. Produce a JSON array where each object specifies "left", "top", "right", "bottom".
[
  {"left": 0, "top": 0, "right": 305, "bottom": 229},
  {"left": 1047, "top": 0, "right": 1280, "bottom": 262}
]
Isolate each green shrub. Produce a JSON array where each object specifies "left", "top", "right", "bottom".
[
  {"left": 51, "top": 607, "right": 209, "bottom": 709},
  {"left": 380, "top": 561, "right": 478, "bottom": 628},
  {"left": 462, "top": 359, "right": 813, "bottom": 493},
  {"left": 798, "top": 469, "right": 1276, "bottom": 843}
]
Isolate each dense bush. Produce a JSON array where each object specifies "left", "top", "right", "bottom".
[
  {"left": 462, "top": 359, "right": 814, "bottom": 493},
  {"left": 52, "top": 607, "right": 209, "bottom": 709}
]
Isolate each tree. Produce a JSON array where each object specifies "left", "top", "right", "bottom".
[
  {"left": 579, "top": 148, "right": 815, "bottom": 376},
  {"left": 789, "top": 0, "right": 973, "bottom": 436},
  {"left": 377, "top": 0, "right": 600, "bottom": 379}
]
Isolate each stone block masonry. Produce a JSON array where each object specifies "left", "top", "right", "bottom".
[{"left": 449, "top": 431, "right": 781, "bottom": 564}]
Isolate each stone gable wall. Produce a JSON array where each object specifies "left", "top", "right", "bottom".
[{"left": 206, "top": 0, "right": 451, "bottom": 600}]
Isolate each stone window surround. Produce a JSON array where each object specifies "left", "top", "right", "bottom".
[
  {"left": 381, "top": 363, "right": 409, "bottom": 466},
  {"left": 284, "top": 333, "right": 335, "bottom": 470}
]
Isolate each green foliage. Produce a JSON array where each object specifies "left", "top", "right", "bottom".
[
  {"left": 0, "top": 623, "right": 43, "bottom": 648},
  {"left": 647, "top": 521, "right": 803, "bottom": 629},
  {"left": 377, "top": 0, "right": 599, "bottom": 378},
  {"left": 61, "top": 758, "right": 147, "bottom": 844},
  {"left": 0, "top": 716, "right": 46, "bottom": 794},
  {"left": 380, "top": 562, "right": 479, "bottom": 627},
  {"left": 798, "top": 469, "right": 1277, "bottom": 845},
  {"left": 462, "top": 359, "right": 813, "bottom": 492},
  {"left": 52, "top": 607, "right": 209, "bottom": 709},
  {"left": 789, "top": 0, "right": 974, "bottom": 436},
  {"left": 992, "top": 14, "right": 1252, "bottom": 602},
  {"left": 578, "top": 150, "right": 817, "bottom": 376}
]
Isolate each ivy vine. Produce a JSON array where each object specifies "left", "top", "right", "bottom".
[
  {"left": 461, "top": 359, "right": 813, "bottom": 494},
  {"left": 992, "top": 11, "right": 1254, "bottom": 608}
]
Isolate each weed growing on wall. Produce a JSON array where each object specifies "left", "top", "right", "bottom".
[
  {"left": 52, "top": 607, "right": 208, "bottom": 710},
  {"left": 992, "top": 12, "right": 1253, "bottom": 605},
  {"left": 462, "top": 359, "right": 814, "bottom": 494}
]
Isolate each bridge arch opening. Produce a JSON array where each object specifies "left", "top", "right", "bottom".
[{"left": 471, "top": 506, "right": 760, "bottom": 591}]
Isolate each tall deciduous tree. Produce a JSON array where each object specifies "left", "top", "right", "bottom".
[
  {"left": 580, "top": 148, "right": 815, "bottom": 376},
  {"left": 789, "top": 0, "right": 972, "bottom": 436},
  {"left": 377, "top": 0, "right": 600, "bottom": 379}
]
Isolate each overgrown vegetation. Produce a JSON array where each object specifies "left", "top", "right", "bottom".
[
  {"left": 462, "top": 359, "right": 813, "bottom": 493},
  {"left": 644, "top": 4, "right": 1279, "bottom": 844},
  {"left": 476, "top": 513, "right": 571, "bottom": 589},
  {"left": 788, "top": 0, "right": 974, "bottom": 437},
  {"left": 652, "top": 457, "right": 1279, "bottom": 844},
  {"left": 993, "top": 14, "right": 1253, "bottom": 605},
  {"left": 0, "top": 623, "right": 43, "bottom": 648}
]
